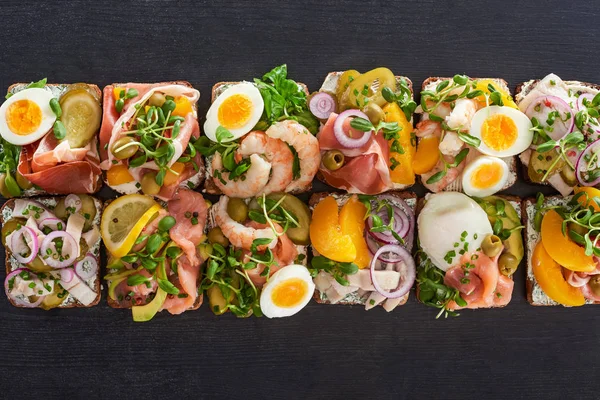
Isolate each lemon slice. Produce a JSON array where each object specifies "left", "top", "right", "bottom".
[{"left": 101, "top": 194, "right": 162, "bottom": 258}]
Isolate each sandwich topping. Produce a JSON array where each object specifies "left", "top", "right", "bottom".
[
  {"left": 2, "top": 196, "right": 101, "bottom": 309},
  {"left": 0, "top": 79, "right": 102, "bottom": 195},
  {"left": 313, "top": 68, "right": 417, "bottom": 194},
  {"left": 417, "top": 192, "right": 523, "bottom": 317},
  {"left": 415, "top": 75, "right": 532, "bottom": 195},
  {"left": 199, "top": 65, "right": 320, "bottom": 198},
  {"left": 100, "top": 83, "right": 203, "bottom": 200},
  {"left": 201, "top": 194, "right": 312, "bottom": 318},
  {"left": 309, "top": 193, "right": 416, "bottom": 311}
]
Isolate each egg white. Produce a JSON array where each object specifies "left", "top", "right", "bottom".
[
  {"left": 462, "top": 156, "right": 509, "bottom": 197},
  {"left": 260, "top": 264, "right": 315, "bottom": 318},
  {"left": 0, "top": 88, "right": 56, "bottom": 145},
  {"left": 470, "top": 105, "right": 533, "bottom": 157},
  {"left": 203, "top": 82, "right": 264, "bottom": 143},
  {"left": 418, "top": 192, "right": 493, "bottom": 271}
]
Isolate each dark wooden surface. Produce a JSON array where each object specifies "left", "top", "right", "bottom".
[{"left": 0, "top": 1, "right": 598, "bottom": 399}]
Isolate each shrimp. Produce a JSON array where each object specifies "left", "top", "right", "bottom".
[
  {"left": 214, "top": 196, "right": 278, "bottom": 250},
  {"left": 421, "top": 156, "right": 465, "bottom": 192},
  {"left": 424, "top": 100, "right": 451, "bottom": 119},
  {"left": 212, "top": 153, "right": 271, "bottom": 198},
  {"left": 266, "top": 120, "right": 321, "bottom": 192},
  {"left": 414, "top": 120, "right": 442, "bottom": 138},
  {"left": 439, "top": 131, "right": 465, "bottom": 157},
  {"left": 445, "top": 98, "right": 478, "bottom": 131},
  {"left": 237, "top": 131, "right": 294, "bottom": 194}
]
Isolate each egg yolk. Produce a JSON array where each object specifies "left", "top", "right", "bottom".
[
  {"left": 481, "top": 114, "right": 517, "bottom": 151},
  {"left": 470, "top": 162, "right": 504, "bottom": 189},
  {"left": 6, "top": 99, "right": 42, "bottom": 135},
  {"left": 217, "top": 94, "right": 254, "bottom": 129},
  {"left": 271, "top": 278, "right": 308, "bottom": 308}
]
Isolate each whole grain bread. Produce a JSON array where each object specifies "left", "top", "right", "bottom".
[
  {"left": 0, "top": 196, "right": 103, "bottom": 309},
  {"left": 308, "top": 191, "right": 417, "bottom": 309},
  {"left": 417, "top": 77, "right": 518, "bottom": 193}
]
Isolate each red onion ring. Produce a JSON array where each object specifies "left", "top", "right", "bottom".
[
  {"left": 4, "top": 268, "right": 45, "bottom": 308},
  {"left": 333, "top": 109, "right": 372, "bottom": 148},
  {"left": 75, "top": 254, "right": 98, "bottom": 280},
  {"left": 41, "top": 231, "right": 78, "bottom": 269},
  {"left": 9, "top": 226, "right": 38, "bottom": 264},
  {"left": 309, "top": 92, "right": 337, "bottom": 120},
  {"left": 577, "top": 93, "right": 595, "bottom": 111},
  {"left": 38, "top": 217, "right": 65, "bottom": 231},
  {"left": 525, "top": 95, "right": 574, "bottom": 140},
  {"left": 367, "top": 208, "right": 409, "bottom": 243},
  {"left": 369, "top": 244, "right": 416, "bottom": 298},
  {"left": 65, "top": 194, "right": 82, "bottom": 213},
  {"left": 575, "top": 138, "right": 600, "bottom": 186}
]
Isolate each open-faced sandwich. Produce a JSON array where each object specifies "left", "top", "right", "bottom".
[
  {"left": 101, "top": 189, "right": 208, "bottom": 321},
  {"left": 415, "top": 76, "right": 533, "bottom": 196},
  {"left": 2, "top": 195, "right": 102, "bottom": 309},
  {"left": 99, "top": 81, "right": 203, "bottom": 200},
  {"left": 199, "top": 64, "right": 320, "bottom": 198},
  {"left": 0, "top": 79, "right": 102, "bottom": 196},
  {"left": 309, "top": 191, "right": 416, "bottom": 311},
  {"left": 515, "top": 73, "right": 600, "bottom": 196},
  {"left": 201, "top": 194, "right": 312, "bottom": 318},
  {"left": 416, "top": 192, "right": 523, "bottom": 317},
  {"left": 312, "top": 68, "right": 416, "bottom": 194},
  {"left": 524, "top": 187, "right": 600, "bottom": 306}
]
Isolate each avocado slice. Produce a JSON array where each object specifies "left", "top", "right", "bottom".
[{"left": 132, "top": 288, "right": 167, "bottom": 322}]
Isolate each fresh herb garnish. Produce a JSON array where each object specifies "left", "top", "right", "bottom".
[{"left": 309, "top": 255, "right": 358, "bottom": 286}]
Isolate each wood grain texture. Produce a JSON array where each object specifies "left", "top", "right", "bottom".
[{"left": 0, "top": 0, "right": 599, "bottom": 399}]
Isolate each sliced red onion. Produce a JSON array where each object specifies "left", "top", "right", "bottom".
[
  {"left": 575, "top": 138, "right": 600, "bottom": 186},
  {"left": 9, "top": 226, "right": 38, "bottom": 264},
  {"left": 365, "top": 195, "right": 415, "bottom": 249},
  {"left": 333, "top": 109, "right": 372, "bottom": 148},
  {"left": 577, "top": 93, "right": 595, "bottom": 111},
  {"left": 38, "top": 217, "right": 65, "bottom": 231},
  {"left": 41, "top": 231, "right": 78, "bottom": 268},
  {"left": 525, "top": 95, "right": 574, "bottom": 141},
  {"left": 4, "top": 268, "right": 45, "bottom": 308},
  {"left": 309, "top": 92, "right": 337, "bottom": 120},
  {"left": 367, "top": 208, "right": 409, "bottom": 243},
  {"left": 75, "top": 254, "right": 98, "bottom": 280},
  {"left": 369, "top": 244, "right": 416, "bottom": 298},
  {"left": 65, "top": 194, "right": 82, "bottom": 213}
]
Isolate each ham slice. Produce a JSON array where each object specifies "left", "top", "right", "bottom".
[{"left": 31, "top": 134, "right": 89, "bottom": 172}]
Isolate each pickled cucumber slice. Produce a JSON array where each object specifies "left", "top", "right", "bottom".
[{"left": 59, "top": 86, "right": 101, "bottom": 148}]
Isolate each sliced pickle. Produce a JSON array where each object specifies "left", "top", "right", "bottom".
[
  {"left": 1, "top": 218, "right": 27, "bottom": 246},
  {"left": 59, "top": 85, "right": 102, "bottom": 148},
  {"left": 528, "top": 149, "right": 565, "bottom": 183}
]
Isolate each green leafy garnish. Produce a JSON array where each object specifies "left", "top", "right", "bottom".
[
  {"left": 0, "top": 137, "right": 22, "bottom": 196},
  {"left": 309, "top": 256, "right": 358, "bottom": 286}
]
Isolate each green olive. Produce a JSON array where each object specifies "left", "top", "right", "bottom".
[
  {"left": 323, "top": 150, "right": 345, "bottom": 171},
  {"left": 16, "top": 171, "right": 33, "bottom": 190},
  {"left": 0, "top": 173, "right": 13, "bottom": 198},
  {"left": 148, "top": 92, "right": 166, "bottom": 107},
  {"left": 207, "top": 227, "right": 229, "bottom": 247},
  {"left": 481, "top": 234, "right": 503, "bottom": 258},
  {"left": 141, "top": 172, "right": 161, "bottom": 195},
  {"left": 363, "top": 102, "right": 385, "bottom": 125},
  {"left": 560, "top": 166, "right": 578, "bottom": 187},
  {"left": 111, "top": 136, "right": 139, "bottom": 160},
  {"left": 498, "top": 253, "right": 519, "bottom": 276},
  {"left": 227, "top": 198, "right": 248, "bottom": 223},
  {"left": 1, "top": 218, "right": 27, "bottom": 246},
  {"left": 589, "top": 276, "right": 600, "bottom": 297}
]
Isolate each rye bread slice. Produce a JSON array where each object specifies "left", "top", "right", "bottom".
[
  {"left": 415, "top": 194, "right": 522, "bottom": 310},
  {"left": 4, "top": 82, "right": 103, "bottom": 197},
  {"left": 308, "top": 191, "right": 417, "bottom": 309},
  {"left": 316, "top": 72, "right": 415, "bottom": 193},
  {"left": 417, "top": 77, "right": 518, "bottom": 193},
  {"left": 522, "top": 195, "right": 600, "bottom": 306},
  {"left": 1, "top": 196, "right": 103, "bottom": 309},
  {"left": 102, "top": 197, "right": 204, "bottom": 311},
  {"left": 203, "top": 81, "right": 311, "bottom": 195},
  {"left": 101, "top": 81, "right": 204, "bottom": 195}
]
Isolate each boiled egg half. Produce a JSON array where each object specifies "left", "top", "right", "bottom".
[
  {"left": 462, "top": 156, "right": 509, "bottom": 197},
  {"left": 203, "top": 82, "right": 264, "bottom": 143},
  {"left": 418, "top": 192, "right": 493, "bottom": 271},
  {"left": 260, "top": 264, "right": 315, "bottom": 318},
  {"left": 469, "top": 105, "right": 533, "bottom": 157},
  {"left": 0, "top": 88, "right": 56, "bottom": 145}
]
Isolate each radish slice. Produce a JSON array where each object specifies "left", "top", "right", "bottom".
[
  {"left": 333, "top": 109, "right": 372, "bottom": 148},
  {"left": 65, "top": 194, "right": 82, "bottom": 213},
  {"left": 369, "top": 244, "right": 415, "bottom": 298},
  {"left": 60, "top": 268, "right": 75, "bottom": 283},
  {"left": 9, "top": 226, "right": 39, "bottom": 264},
  {"left": 525, "top": 95, "right": 574, "bottom": 140},
  {"left": 75, "top": 254, "right": 98, "bottom": 280},
  {"left": 309, "top": 92, "right": 337, "bottom": 120},
  {"left": 575, "top": 138, "right": 600, "bottom": 186},
  {"left": 4, "top": 268, "right": 45, "bottom": 308},
  {"left": 41, "top": 231, "right": 78, "bottom": 268}
]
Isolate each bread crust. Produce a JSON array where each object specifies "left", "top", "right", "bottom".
[
  {"left": 1, "top": 196, "right": 103, "bottom": 309},
  {"left": 309, "top": 191, "right": 417, "bottom": 309}
]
